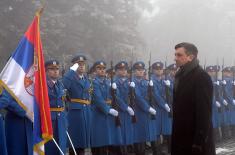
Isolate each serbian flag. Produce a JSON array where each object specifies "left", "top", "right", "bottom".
[{"left": 0, "top": 9, "right": 53, "bottom": 154}]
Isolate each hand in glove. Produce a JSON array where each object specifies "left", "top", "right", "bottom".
[
  {"left": 112, "top": 83, "right": 117, "bottom": 89},
  {"left": 149, "top": 80, "right": 153, "bottom": 86},
  {"left": 70, "top": 63, "right": 79, "bottom": 71},
  {"left": 164, "top": 80, "right": 171, "bottom": 86},
  {"left": 215, "top": 101, "right": 221, "bottom": 107},
  {"left": 164, "top": 104, "right": 171, "bottom": 112},
  {"left": 214, "top": 81, "right": 220, "bottom": 86},
  {"left": 130, "top": 82, "right": 135, "bottom": 88},
  {"left": 109, "top": 108, "right": 119, "bottom": 117},
  {"left": 223, "top": 99, "right": 228, "bottom": 106},
  {"left": 149, "top": 107, "right": 156, "bottom": 115},
  {"left": 127, "top": 106, "right": 135, "bottom": 116},
  {"left": 221, "top": 80, "right": 227, "bottom": 85}
]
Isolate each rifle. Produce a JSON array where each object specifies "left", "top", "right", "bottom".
[
  {"left": 221, "top": 58, "right": 229, "bottom": 111},
  {"left": 215, "top": 60, "right": 222, "bottom": 113},
  {"left": 204, "top": 58, "right": 206, "bottom": 70},
  {"left": 233, "top": 62, "right": 235, "bottom": 99},
  {"left": 148, "top": 52, "right": 155, "bottom": 120},
  {"left": 110, "top": 61, "right": 121, "bottom": 127},
  {"left": 129, "top": 59, "right": 137, "bottom": 123},
  {"left": 62, "top": 63, "right": 66, "bottom": 77},
  {"left": 164, "top": 60, "right": 173, "bottom": 118}
]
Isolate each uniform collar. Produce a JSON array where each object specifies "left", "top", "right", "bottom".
[{"left": 47, "top": 79, "right": 57, "bottom": 88}]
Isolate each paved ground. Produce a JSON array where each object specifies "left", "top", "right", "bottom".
[
  {"left": 68, "top": 138, "right": 235, "bottom": 155},
  {"left": 216, "top": 138, "right": 235, "bottom": 155}
]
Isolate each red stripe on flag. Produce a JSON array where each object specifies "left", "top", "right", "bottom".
[{"left": 33, "top": 14, "right": 53, "bottom": 139}]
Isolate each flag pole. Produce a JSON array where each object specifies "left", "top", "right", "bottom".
[
  {"left": 52, "top": 138, "right": 65, "bottom": 155},
  {"left": 66, "top": 131, "right": 78, "bottom": 155}
]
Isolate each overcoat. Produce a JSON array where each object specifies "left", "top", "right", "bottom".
[
  {"left": 172, "top": 63, "right": 215, "bottom": 155},
  {"left": 45, "top": 79, "right": 67, "bottom": 155},
  {"left": 0, "top": 114, "right": 7, "bottom": 155},
  {"left": 62, "top": 70, "right": 92, "bottom": 148},
  {"left": 90, "top": 76, "right": 122, "bottom": 147},
  {"left": 115, "top": 76, "right": 134, "bottom": 145}
]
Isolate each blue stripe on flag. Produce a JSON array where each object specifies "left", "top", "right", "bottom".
[
  {"left": 12, "top": 37, "right": 34, "bottom": 72},
  {"left": 33, "top": 97, "right": 43, "bottom": 145}
]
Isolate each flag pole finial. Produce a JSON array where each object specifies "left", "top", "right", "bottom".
[{"left": 36, "top": 4, "right": 45, "bottom": 16}]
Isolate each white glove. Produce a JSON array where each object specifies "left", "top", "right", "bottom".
[
  {"left": 149, "top": 107, "right": 156, "bottom": 115},
  {"left": 164, "top": 80, "right": 171, "bottom": 86},
  {"left": 222, "top": 80, "right": 227, "bottom": 85},
  {"left": 127, "top": 106, "right": 135, "bottom": 116},
  {"left": 223, "top": 99, "right": 228, "bottom": 106},
  {"left": 112, "top": 83, "right": 117, "bottom": 89},
  {"left": 215, "top": 101, "right": 221, "bottom": 107},
  {"left": 130, "top": 82, "right": 135, "bottom": 88},
  {"left": 233, "top": 81, "right": 235, "bottom": 86},
  {"left": 149, "top": 80, "right": 153, "bottom": 86},
  {"left": 214, "top": 81, "right": 220, "bottom": 86},
  {"left": 70, "top": 63, "right": 79, "bottom": 71},
  {"left": 233, "top": 99, "right": 235, "bottom": 105},
  {"left": 164, "top": 104, "right": 171, "bottom": 112},
  {"left": 109, "top": 108, "right": 118, "bottom": 117}
]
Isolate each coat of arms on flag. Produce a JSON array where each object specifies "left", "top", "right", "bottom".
[{"left": 0, "top": 8, "right": 53, "bottom": 155}]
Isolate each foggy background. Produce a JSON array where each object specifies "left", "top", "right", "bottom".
[{"left": 0, "top": 0, "right": 235, "bottom": 70}]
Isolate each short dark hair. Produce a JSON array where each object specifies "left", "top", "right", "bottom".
[{"left": 175, "top": 42, "right": 198, "bottom": 57}]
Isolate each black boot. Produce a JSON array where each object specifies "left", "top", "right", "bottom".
[
  {"left": 230, "top": 125, "right": 235, "bottom": 137},
  {"left": 134, "top": 143, "right": 145, "bottom": 155},
  {"left": 221, "top": 125, "right": 231, "bottom": 140},
  {"left": 213, "top": 128, "right": 222, "bottom": 143},
  {"left": 166, "top": 135, "right": 171, "bottom": 154}
]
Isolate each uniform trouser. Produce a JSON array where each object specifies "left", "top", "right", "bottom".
[
  {"left": 151, "top": 141, "right": 158, "bottom": 155},
  {"left": 164, "top": 135, "right": 171, "bottom": 153},
  {"left": 108, "top": 145, "right": 127, "bottom": 155},
  {"left": 213, "top": 128, "right": 221, "bottom": 143},
  {"left": 69, "top": 148, "right": 85, "bottom": 155},
  {"left": 134, "top": 143, "right": 145, "bottom": 155},
  {"left": 221, "top": 125, "right": 231, "bottom": 139},
  {"left": 231, "top": 125, "right": 235, "bottom": 136},
  {"left": 91, "top": 146, "right": 109, "bottom": 155}
]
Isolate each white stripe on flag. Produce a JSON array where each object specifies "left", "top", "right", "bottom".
[{"left": 0, "top": 57, "right": 34, "bottom": 121}]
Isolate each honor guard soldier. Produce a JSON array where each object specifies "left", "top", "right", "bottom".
[
  {"left": 231, "top": 66, "right": 235, "bottom": 136},
  {"left": 0, "top": 88, "right": 33, "bottom": 155},
  {"left": 132, "top": 61, "right": 157, "bottom": 155},
  {"left": 151, "top": 61, "right": 172, "bottom": 154},
  {"left": 0, "top": 86, "right": 7, "bottom": 155},
  {"left": 167, "top": 64, "right": 178, "bottom": 79},
  {"left": 206, "top": 65, "right": 222, "bottom": 142},
  {"left": 62, "top": 54, "right": 92, "bottom": 154},
  {"left": 44, "top": 60, "right": 68, "bottom": 155},
  {"left": 0, "top": 113, "right": 7, "bottom": 155},
  {"left": 114, "top": 61, "right": 135, "bottom": 154},
  {"left": 91, "top": 61, "right": 122, "bottom": 155},
  {"left": 221, "top": 66, "right": 233, "bottom": 139}
]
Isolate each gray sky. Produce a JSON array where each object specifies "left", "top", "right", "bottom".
[{"left": 138, "top": 0, "right": 235, "bottom": 67}]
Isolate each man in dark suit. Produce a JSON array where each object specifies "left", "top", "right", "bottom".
[{"left": 171, "top": 42, "right": 215, "bottom": 155}]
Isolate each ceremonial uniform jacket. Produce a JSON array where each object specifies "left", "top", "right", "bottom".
[
  {"left": 132, "top": 76, "right": 156, "bottom": 143},
  {"left": 45, "top": 79, "right": 67, "bottom": 154},
  {"left": 91, "top": 76, "right": 122, "bottom": 147},
  {"left": 62, "top": 70, "right": 92, "bottom": 148},
  {"left": 115, "top": 76, "right": 134, "bottom": 145}
]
